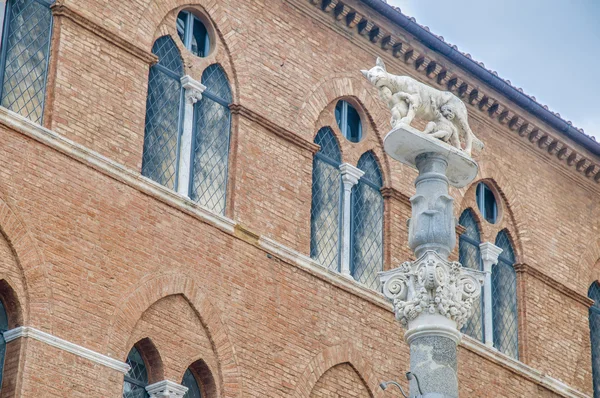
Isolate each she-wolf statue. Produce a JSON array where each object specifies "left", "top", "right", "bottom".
[{"left": 362, "top": 57, "right": 483, "bottom": 156}]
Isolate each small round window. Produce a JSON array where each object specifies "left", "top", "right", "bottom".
[
  {"left": 176, "top": 11, "right": 210, "bottom": 57},
  {"left": 476, "top": 182, "right": 498, "bottom": 224},
  {"left": 335, "top": 100, "right": 362, "bottom": 143}
]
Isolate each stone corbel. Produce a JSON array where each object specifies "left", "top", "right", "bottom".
[
  {"left": 145, "top": 380, "right": 188, "bottom": 398},
  {"left": 339, "top": 163, "right": 364, "bottom": 278},
  {"left": 181, "top": 75, "right": 206, "bottom": 104},
  {"left": 479, "top": 242, "right": 503, "bottom": 347}
]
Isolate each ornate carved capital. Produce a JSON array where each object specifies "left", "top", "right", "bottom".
[
  {"left": 180, "top": 75, "right": 206, "bottom": 104},
  {"left": 145, "top": 380, "right": 188, "bottom": 398},
  {"left": 380, "top": 250, "right": 484, "bottom": 330},
  {"left": 339, "top": 163, "right": 364, "bottom": 187}
]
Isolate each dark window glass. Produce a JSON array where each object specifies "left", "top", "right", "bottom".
[
  {"left": 458, "top": 209, "right": 483, "bottom": 342},
  {"left": 0, "top": 300, "right": 8, "bottom": 390},
  {"left": 589, "top": 281, "right": 600, "bottom": 398},
  {"left": 351, "top": 152, "right": 383, "bottom": 290},
  {"left": 123, "top": 347, "right": 149, "bottom": 398},
  {"left": 335, "top": 100, "right": 362, "bottom": 143},
  {"left": 182, "top": 368, "right": 202, "bottom": 398},
  {"left": 0, "top": 0, "right": 53, "bottom": 124},
  {"left": 476, "top": 182, "right": 497, "bottom": 224},
  {"left": 310, "top": 127, "right": 342, "bottom": 271},
  {"left": 493, "top": 230, "right": 519, "bottom": 359},
  {"left": 176, "top": 11, "right": 210, "bottom": 58},
  {"left": 141, "top": 36, "right": 184, "bottom": 190}
]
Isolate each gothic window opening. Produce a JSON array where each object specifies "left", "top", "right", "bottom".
[
  {"left": 476, "top": 182, "right": 498, "bottom": 224},
  {"left": 335, "top": 100, "right": 362, "bottom": 143},
  {"left": 351, "top": 151, "right": 383, "bottom": 290},
  {"left": 0, "top": 0, "right": 53, "bottom": 124},
  {"left": 589, "top": 281, "right": 600, "bottom": 398},
  {"left": 458, "top": 209, "right": 484, "bottom": 342},
  {"left": 0, "top": 300, "right": 8, "bottom": 390},
  {"left": 182, "top": 368, "right": 202, "bottom": 398},
  {"left": 189, "top": 63, "right": 232, "bottom": 215},
  {"left": 141, "top": 35, "right": 185, "bottom": 190},
  {"left": 493, "top": 230, "right": 519, "bottom": 359},
  {"left": 176, "top": 10, "right": 210, "bottom": 58},
  {"left": 310, "top": 127, "right": 342, "bottom": 272},
  {"left": 123, "top": 346, "right": 149, "bottom": 398}
]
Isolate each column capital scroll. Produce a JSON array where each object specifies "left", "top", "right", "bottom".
[{"left": 339, "top": 163, "right": 364, "bottom": 186}]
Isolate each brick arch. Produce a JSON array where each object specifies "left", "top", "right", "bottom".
[
  {"left": 134, "top": 0, "right": 240, "bottom": 103},
  {"left": 580, "top": 241, "right": 600, "bottom": 292},
  {"left": 106, "top": 272, "right": 243, "bottom": 398},
  {"left": 0, "top": 198, "right": 52, "bottom": 332},
  {"left": 292, "top": 344, "right": 385, "bottom": 398},
  {"left": 456, "top": 158, "right": 532, "bottom": 262},
  {"left": 299, "top": 74, "right": 391, "bottom": 187}
]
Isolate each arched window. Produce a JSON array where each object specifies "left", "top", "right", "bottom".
[
  {"left": 458, "top": 209, "right": 483, "bottom": 342},
  {"left": 0, "top": 0, "right": 53, "bottom": 124},
  {"left": 476, "top": 182, "right": 498, "bottom": 224},
  {"left": 351, "top": 152, "right": 383, "bottom": 290},
  {"left": 182, "top": 368, "right": 202, "bottom": 398},
  {"left": 493, "top": 230, "right": 518, "bottom": 359},
  {"left": 141, "top": 36, "right": 184, "bottom": 190},
  {"left": 176, "top": 10, "right": 210, "bottom": 58},
  {"left": 123, "top": 346, "right": 149, "bottom": 398},
  {"left": 0, "top": 299, "right": 8, "bottom": 389},
  {"left": 310, "top": 127, "right": 342, "bottom": 272},
  {"left": 189, "top": 64, "right": 233, "bottom": 215},
  {"left": 589, "top": 281, "right": 600, "bottom": 398}
]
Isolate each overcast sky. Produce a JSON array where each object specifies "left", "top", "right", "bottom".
[{"left": 387, "top": 0, "right": 600, "bottom": 140}]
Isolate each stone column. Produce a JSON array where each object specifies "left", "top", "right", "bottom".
[
  {"left": 146, "top": 380, "right": 188, "bottom": 398},
  {"left": 339, "top": 163, "right": 364, "bottom": 278},
  {"left": 178, "top": 75, "right": 206, "bottom": 197},
  {"left": 479, "top": 242, "right": 503, "bottom": 347},
  {"left": 380, "top": 125, "right": 484, "bottom": 398}
]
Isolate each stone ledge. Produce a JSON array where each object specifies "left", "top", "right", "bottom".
[
  {"left": 460, "top": 336, "right": 590, "bottom": 398},
  {"left": 4, "top": 326, "right": 130, "bottom": 373}
]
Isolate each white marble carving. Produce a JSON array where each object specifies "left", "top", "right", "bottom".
[
  {"left": 380, "top": 250, "right": 484, "bottom": 330},
  {"left": 146, "top": 380, "right": 189, "bottom": 398},
  {"left": 362, "top": 57, "right": 483, "bottom": 156}
]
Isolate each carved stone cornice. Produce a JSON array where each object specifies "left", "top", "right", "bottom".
[
  {"left": 306, "top": 0, "right": 600, "bottom": 185},
  {"left": 50, "top": 3, "right": 157, "bottom": 65},
  {"left": 229, "top": 104, "right": 320, "bottom": 154},
  {"left": 514, "top": 263, "right": 594, "bottom": 308}
]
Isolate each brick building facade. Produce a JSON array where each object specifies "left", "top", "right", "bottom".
[{"left": 0, "top": 0, "right": 597, "bottom": 397}]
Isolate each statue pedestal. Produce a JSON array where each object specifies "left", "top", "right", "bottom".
[
  {"left": 383, "top": 124, "right": 478, "bottom": 188},
  {"left": 380, "top": 126, "right": 483, "bottom": 398}
]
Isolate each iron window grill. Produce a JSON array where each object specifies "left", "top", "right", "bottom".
[
  {"left": 182, "top": 368, "right": 202, "bottom": 398},
  {"left": 123, "top": 347, "right": 149, "bottom": 398},
  {"left": 493, "top": 230, "right": 519, "bottom": 359},
  {"left": 310, "top": 127, "right": 342, "bottom": 272},
  {"left": 189, "top": 63, "right": 232, "bottom": 215},
  {"left": 141, "top": 36, "right": 185, "bottom": 191},
  {"left": 458, "top": 209, "right": 484, "bottom": 342},
  {"left": 351, "top": 151, "right": 383, "bottom": 291},
  {"left": 589, "top": 281, "right": 600, "bottom": 398},
  {"left": 0, "top": 0, "right": 53, "bottom": 124}
]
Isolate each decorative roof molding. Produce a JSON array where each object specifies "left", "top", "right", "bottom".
[
  {"left": 4, "top": 326, "right": 130, "bottom": 373},
  {"left": 514, "top": 263, "right": 594, "bottom": 308},
  {"left": 307, "top": 0, "right": 600, "bottom": 185},
  {"left": 51, "top": 3, "right": 157, "bottom": 65},
  {"left": 229, "top": 104, "right": 320, "bottom": 154}
]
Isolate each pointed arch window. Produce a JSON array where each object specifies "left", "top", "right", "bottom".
[
  {"left": 310, "top": 127, "right": 342, "bottom": 272},
  {"left": 493, "top": 230, "right": 518, "bottom": 359},
  {"left": 589, "top": 281, "right": 600, "bottom": 398},
  {"left": 123, "top": 346, "right": 149, "bottom": 398},
  {"left": 190, "top": 64, "right": 232, "bottom": 215},
  {"left": 141, "top": 35, "right": 185, "bottom": 190},
  {"left": 458, "top": 209, "right": 484, "bottom": 342},
  {"left": 351, "top": 152, "right": 383, "bottom": 290},
  {"left": 182, "top": 368, "right": 202, "bottom": 398},
  {"left": 0, "top": 300, "right": 8, "bottom": 390},
  {"left": 0, "top": 0, "right": 53, "bottom": 124}
]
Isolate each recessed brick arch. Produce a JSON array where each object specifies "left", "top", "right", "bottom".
[
  {"left": 0, "top": 198, "right": 52, "bottom": 332},
  {"left": 292, "top": 343, "right": 385, "bottom": 398},
  {"left": 299, "top": 74, "right": 391, "bottom": 187},
  {"left": 580, "top": 241, "right": 600, "bottom": 293},
  {"left": 457, "top": 158, "right": 532, "bottom": 262},
  {"left": 134, "top": 0, "right": 240, "bottom": 104},
  {"left": 106, "top": 272, "right": 243, "bottom": 398}
]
